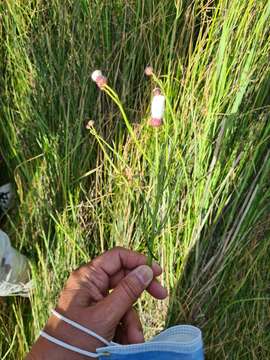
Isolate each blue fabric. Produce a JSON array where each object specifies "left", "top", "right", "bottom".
[
  {"left": 99, "top": 349, "right": 204, "bottom": 360},
  {"left": 97, "top": 325, "right": 204, "bottom": 360}
]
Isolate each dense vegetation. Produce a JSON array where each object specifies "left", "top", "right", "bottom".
[{"left": 0, "top": 1, "right": 270, "bottom": 358}]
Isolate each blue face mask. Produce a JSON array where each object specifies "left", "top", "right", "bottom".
[
  {"left": 97, "top": 325, "right": 204, "bottom": 360},
  {"left": 40, "top": 311, "right": 204, "bottom": 360}
]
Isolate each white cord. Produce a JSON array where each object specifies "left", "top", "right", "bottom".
[
  {"left": 51, "top": 309, "right": 111, "bottom": 346},
  {"left": 40, "top": 331, "right": 101, "bottom": 358},
  {"left": 39, "top": 310, "right": 114, "bottom": 358}
]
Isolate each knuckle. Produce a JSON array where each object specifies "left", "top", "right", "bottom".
[
  {"left": 90, "top": 257, "right": 101, "bottom": 268},
  {"left": 77, "top": 266, "right": 91, "bottom": 280},
  {"left": 64, "top": 271, "right": 79, "bottom": 289},
  {"left": 89, "top": 265, "right": 106, "bottom": 286},
  {"left": 112, "top": 246, "right": 125, "bottom": 252},
  {"left": 66, "top": 264, "right": 106, "bottom": 302},
  {"left": 71, "top": 265, "right": 91, "bottom": 282},
  {"left": 65, "top": 266, "right": 90, "bottom": 290},
  {"left": 69, "top": 267, "right": 82, "bottom": 280}
]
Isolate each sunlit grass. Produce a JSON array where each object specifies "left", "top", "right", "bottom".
[{"left": 0, "top": 0, "right": 270, "bottom": 359}]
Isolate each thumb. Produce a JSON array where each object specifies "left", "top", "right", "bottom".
[{"left": 102, "top": 265, "right": 154, "bottom": 324}]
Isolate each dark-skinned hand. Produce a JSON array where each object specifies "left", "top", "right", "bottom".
[{"left": 26, "top": 247, "right": 168, "bottom": 360}]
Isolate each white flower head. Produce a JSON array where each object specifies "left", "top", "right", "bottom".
[
  {"left": 91, "top": 70, "right": 103, "bottom": 82},
  {"left": 86, "top": 120, "right": 95, "bottom": 129},
  {"left": 151, "top": 93, "right": 165, "bottom": 120},
  {"left": 144, "top": 66, "right": 153, "bottom": 76},
  {"left": 91, "top": 70, "right": 107, "bottom": 89}
]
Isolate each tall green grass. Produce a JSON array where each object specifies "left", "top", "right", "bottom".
[{"left": 0, "top": 0, "right": 270, "bottom": 359}]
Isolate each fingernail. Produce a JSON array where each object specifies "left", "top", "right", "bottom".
[{"left": 134, "top": 265, "right": 153, "bottom": 287}]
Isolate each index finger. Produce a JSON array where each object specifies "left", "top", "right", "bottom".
[{"left": 91, "top": 247, "right": 162, "bottom": 277}]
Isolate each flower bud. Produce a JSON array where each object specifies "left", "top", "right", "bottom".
[
  {"left": 144, "top": 66, "right": 153, "bottom": 76},
  {"left": 149, "top": 118, "right": 163, "bottom": 127},
  {"left": 91, "top": 70, "right": 107, "bottom": 90},
  {"left": 96, "top": 75, "right": 108, "bottom": 89},
  {"left": 149, "top": 92, "right": 165, "bottom": 128},
  {"left": 151, "top": 94, "right": 165, "bottom": 119},
  {"left": 91, "top": 70, "right": 102, "bottom": 82},
  {"left": 86, "top": 120, "right": 95, "bottom": 129},
  {"left": 153, "top": 87, "right": 161, "bottom": 96}
]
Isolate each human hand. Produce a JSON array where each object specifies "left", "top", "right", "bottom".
[{"left": 26, "top": 247, "right": 167, "bottom": 360}]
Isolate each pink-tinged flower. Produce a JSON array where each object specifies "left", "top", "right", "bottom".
[
  {"left": 96, "top": 75, "right": 107, "bottom": 89},
  {"left": 149, "top": 91, "right": 165, "bottom": 128},
  {"left": 153, "top": 87, "right": 161, "bottom": 96},
  {"left": 149, "top": 118, "right": 163, "bottom": 127},
  {"left": 144, "top": 66, "right": 153, "bottom": 76},
  {"left": 91, "top": 70, "right": 102, "bottom": 82},
  {"left": 91, "top": 70, "right": 107, "bottom": 89}
]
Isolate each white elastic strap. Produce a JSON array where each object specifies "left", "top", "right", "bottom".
[
  {"left": 52, "top": 309, "right": 111, "bottom": 346},
  {"left": 40, "top": 331, "right": 101, "bottom": 358}
]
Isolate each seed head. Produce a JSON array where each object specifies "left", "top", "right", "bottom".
[
  {"left": 151, "top": 94, "right": 165, "bottom": 119},
  {"left": 149, "top": 118, "right": 163, "bottom": 127},
  {"left": 91, "top": 70, "right": 108, "bottom": 89},
  {"left": 149, "top": 91, "right": 165, "bottom": 128},
  {"left": 91, "top": 70, "right": 102, "bottom": 82},
  {"left": 144, "top": 66, "right": 154, "bottom": 76},
  {"left": 96, "top": 75, "right": 107, "bottom": 89},
  {"left": 86, "top": 120, "right": 95, "bottom": 129},
  {"left": 153, "top": 87, "right": 161, "bottom": 96}
]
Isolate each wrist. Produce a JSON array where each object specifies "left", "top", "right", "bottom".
[
  {"left": 26, "top": 313, "right": 102, "bottom": 360},
  {"left": 26, "top": 336, "right": 66, "bottom": 360},
  {"left": 26, "top": 335, "right": 97, "bottom": 360}
]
